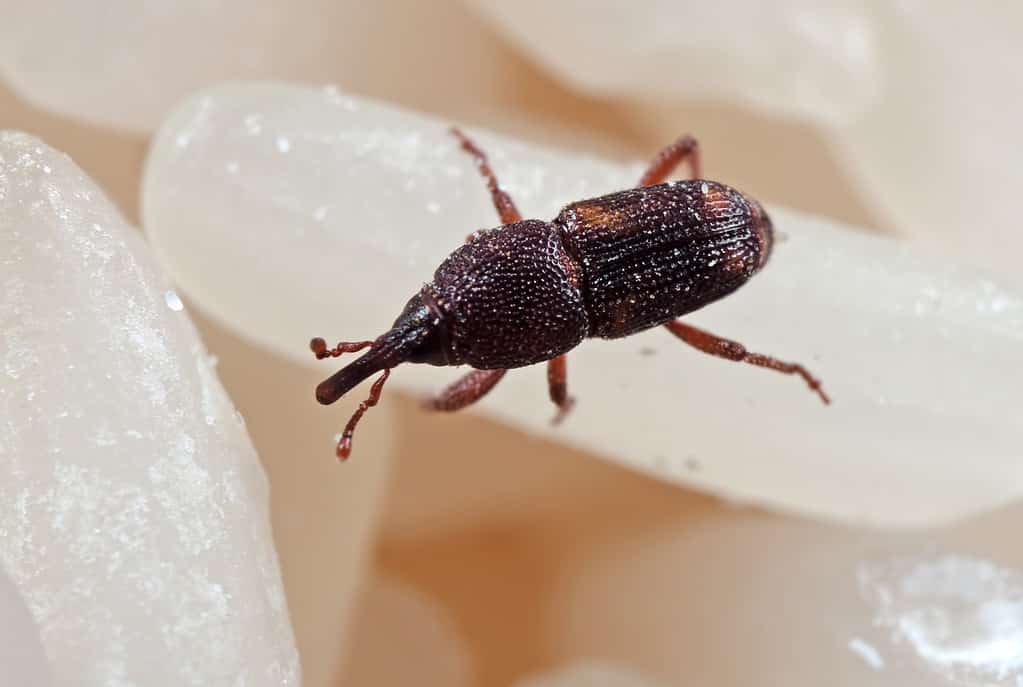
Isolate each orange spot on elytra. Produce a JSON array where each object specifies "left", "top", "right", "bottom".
[{"left": 573, "top": 201, "right": 627, "bottom": 227}]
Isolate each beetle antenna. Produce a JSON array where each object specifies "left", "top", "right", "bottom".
[
  {"left": 310, "top": 337, "right": 374, "bottom": 359},
  {"left": 334, "top": 369, "right": 391, "bottom": 460}
]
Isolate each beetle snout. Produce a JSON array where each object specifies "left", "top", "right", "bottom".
[{"left": 744, "top": 195, "right": 774, "bottom": 270}]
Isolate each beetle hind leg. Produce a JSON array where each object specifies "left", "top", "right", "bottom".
[
  {"left": 426, "top": 368, "right": 508, "bottom": 412},
  {"left": 638, "top": 135, "right": 701, "bottom": 186},
  {"left": 664, "top": 320, "right": 830, "bottom": 404},
  {"left": 547, "top": 354, "right": 575, "bottom": 424},
  {"left": 450, "top": 128, "right": 523, "bottom": 225}
]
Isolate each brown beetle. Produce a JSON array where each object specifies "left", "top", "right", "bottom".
[{"left": 312, "top": 129, "right": 828, "bottom": 458}]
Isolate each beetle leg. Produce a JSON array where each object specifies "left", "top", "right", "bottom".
[
  {"left": 664, "top": 320, "right": 830, "bottom": 405},
  {"left": 547, "top": 354, "right": 575, "bottom": 424},
  {"left": 425, "top": 368, "right": 507, "bottom": 412},
  {"left": 335, "top": 368, "right": 391, "bottom": 460},
  {"left": 450, "top": 127, "right": 523, "bottom": 224},
  {"left": 638, "top": 135, "right": 701, "bottom": 186}
]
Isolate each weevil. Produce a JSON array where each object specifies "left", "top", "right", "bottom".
[{"left": 312, "top": 129, "right": 829, "bottom": 459}]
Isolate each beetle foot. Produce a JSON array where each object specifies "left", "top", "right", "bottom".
[{"left": 550, "top": 397, "right": 575, "bottom": 425}]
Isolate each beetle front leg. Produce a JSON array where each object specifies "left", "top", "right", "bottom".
[
  {"left": 450, "top": 128, "right": 523, "bottom": 224},
  {"left": 547, "top": 354, "right": 575, "bottom": 423},
  {"left": 426, "top": 368, "right": 508, "bottom": 412},
  {"left": 664, "top": 320, "right": 830, "bottom": 404},
  {"left": 638, "top": 135, "right": 701, "bottom": 186}
]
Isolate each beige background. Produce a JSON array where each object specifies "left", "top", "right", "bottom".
[{"left": 2, "top": 13, "right": 904, "bottom": 684}]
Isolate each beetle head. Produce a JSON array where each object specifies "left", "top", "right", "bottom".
[{"left": 314, "top": 291, "right": 449, "bottom": 406}]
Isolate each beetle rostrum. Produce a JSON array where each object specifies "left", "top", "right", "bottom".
[{"left": 312, "top": 129, "right": 829, "bottom": 459}]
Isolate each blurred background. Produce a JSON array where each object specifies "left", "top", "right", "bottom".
[{"left": 2, "top": 2, "right": 1022, "bottom": 686}]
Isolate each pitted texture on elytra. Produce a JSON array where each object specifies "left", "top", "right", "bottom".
[
  {"left": 558, "top": 180, "right": 766, "bottom": 339},
  {"left": 429, "top": 220, "right": 588, "bottom": 369}
]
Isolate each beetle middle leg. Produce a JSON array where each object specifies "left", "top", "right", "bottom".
[
  {"left": 547, "top": 354, "right": 574, "bottom": 423},
  {"left": 426, "top": 368, "right": 508, "bottom": 412},
  {"left": 450, "top": 128, "right": 523, "bottom": 224},
  {"left": 638, "top": 135, "right": 701, "bottom": 186},
  {"left": 664, "top": 320, "right": 830, "bottom": 404}
]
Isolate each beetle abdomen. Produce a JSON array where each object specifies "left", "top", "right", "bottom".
[
  {"left": 428, "top": 220, "right": 589, "bottom": 369},
  {"left": 556, "top": 180, "right": 772, "bottom": 339}
]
